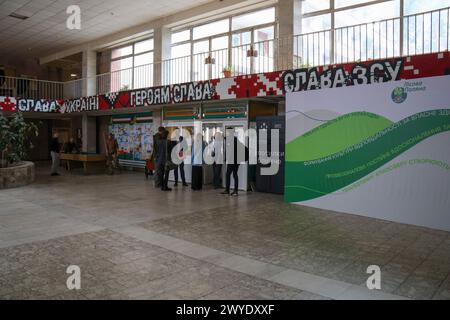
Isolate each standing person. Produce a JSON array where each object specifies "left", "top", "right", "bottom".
[
  {"left": 148, "top": 131, "right": 160, "bottom": 180},
  {"left": 106, "top": 133, "right": 120, "bottom": 175},
  {"left": 50, "top": 133, "right": 60, "bottom": 176},
  {"left": 174, "top": 136, "right": 188, "bottom": 187},
  {"left": 222, "top": 135, "right": 248, "bottom": 196},
  {"left": 212, "top": 131, "right": 223, "bottom": 189},
  {"left": 191, "top": 133, "right": 204, "bottom": 191},
  {"left": 152, "top": 127, "right": 165, "bottom": 188},
  {"left": 160, "top": 129, "right": 177, "bottom": 191},
  {"left": 156, "top": 129, "right": 168, "bottom": 190}
]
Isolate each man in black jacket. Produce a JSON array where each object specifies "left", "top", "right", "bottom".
[
  {"left": 152, "top": 127, "right": 166, "bottom": 188},
  {"left": 158, "top": 129, "right": 177, "bottom": 191},
  {"left": 222, "top": 135, "right": 248, "bottom": 196}
]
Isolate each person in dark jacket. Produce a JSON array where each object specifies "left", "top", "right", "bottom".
[
  {"left": 222, "top": 135, "right": 248, "bottom": 196},
  {"left": 50, "top": 133, "right": 60, "bottom": 176},
  {"left": 156, "top": 129, "right": 168, "bottom": 190},
  {"left": 174, "top": 136, "right": 188, "bottom": 187},
  {"left": 152, "top": 126, "right": 165, "bottom": 188},
  {"left": 212, "top": 132, "right": 224, "bottom": 189},
  {"left": 191, "top": 133, "right": 205, "bottom": 191}
]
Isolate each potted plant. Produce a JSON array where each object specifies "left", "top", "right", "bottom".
[
  {"left": 222, "top": 66, "right": 232, "bottom": 78},
  {"left": 0, "top": 111, "right": 39, "bottom": 168}
]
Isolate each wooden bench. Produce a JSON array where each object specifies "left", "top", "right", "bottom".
[{"left": 60, "top": 153, "right": 106, "bottom": 175}]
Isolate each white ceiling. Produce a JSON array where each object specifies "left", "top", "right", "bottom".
[{"left": 0, "top": 0, "right": 214, "bottom": 60}]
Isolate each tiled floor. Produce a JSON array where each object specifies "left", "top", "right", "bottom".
[{"left": 0, "top": 163, "right": 449, "bottom": 300}]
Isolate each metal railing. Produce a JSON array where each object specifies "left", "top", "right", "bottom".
[
  {"left": 294, "top": 7, "right": 450, "bottom": 67},
  {"left": 1, "top": 6, "right": 449, "bottom": 101},
  {"left": 0, "top": 76, "right": 64, "bottom": 100},
  {"left": 95, "top": 6, "right": 450, "bottom": 94}
]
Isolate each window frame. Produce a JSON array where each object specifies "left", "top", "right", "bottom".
[
  {"left": 168, "top": 5, "right": 277, "bottom": 81},
  {"left": 110, "top": 37, "right": 154, "bottom": 90}
]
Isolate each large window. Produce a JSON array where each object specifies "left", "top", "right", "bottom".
[
  {"left": 110, "top": 38, "right": 154, "bottom": 91},
  {"left": 167, "top": 7, "right": 276, "bottom": 84},
  {"left": 298, "top": 0, "right": 450, "bottom": 66}
]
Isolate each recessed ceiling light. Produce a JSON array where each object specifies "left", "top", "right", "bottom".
[
  {"left": 70, "top": 74, "right": 78, "bottom": 77},
  {"left": 8, "top": 12, "right": 29, "bottom": 20}
]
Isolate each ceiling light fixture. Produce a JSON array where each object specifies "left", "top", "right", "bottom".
[{"left": 8, "top": 12, "right": 30, "bottom": 20}]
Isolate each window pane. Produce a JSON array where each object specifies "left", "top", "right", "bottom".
[
  {"left": 111, "top": 57, "right": 132, "bottom": 72},
  {"left": 232, "top": 32, "right": 251, "bottom": 75},
  {"left": 193, "top": 19, "right": 229, "bottom": 40},
  {"left": 111, "top": 57, "right": 133, "bottom": 92},
  {"left": 254, "top": 26, "right": 274, "bottom": 42},
  {"left": 302, "top": 14, "right": 331, "bottom": 33},
  {"left": 212, "top": 36, "right": 228, "bottom": 50},
  {"left": 336, "top": 0, "right": 373, "bottom": 9},
  {"left": 232, "top": 31, "right": 251, "bottom": 46},
  {"left": 134, "top": 39, "right": 153, "bottom": 54},
  {"left": 171, "top": 30, "right": 190, "bottom": 44},
  {"left": 111, "top": 45, "right": 132, "bottom": 59},
  {"left": 232, "top": 7, "right": 275, "bottom": 30},
  {"left": 171, "top": 43, "right": 191, "bottom": 58},
  {"left": 134, "top": 62, "right": 153, "bottom": 89},
  {"left": 405, "top": 0, "right": 450, "bottom": 15},
  {"left": 254, "top": 27, "right": 274, "bottom": 73},
  {"left": 302, "top": 0, "right": 330, "bottom": 14},
  {"left": 211, "top": 36, "right": 229, "bottom": 79},
  {"left": 134, "top": 52, "right": 153, "bottom": 67},
  {"left": 168, "top": 56, "right": 191, "bottom": 84},
  {"left": 335, "top": 1, "right": 400, "bottom": 28},
  {"left": 193, "top": 40, "right": 209, "bottom": 54}
]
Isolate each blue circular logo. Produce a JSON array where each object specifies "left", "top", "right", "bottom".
[{"left": 391, "top": 87, "right": 407, "bottom": 104}]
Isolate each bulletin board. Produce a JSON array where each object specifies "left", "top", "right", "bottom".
[{"left": 108, "top": 113, "right": 154, "bottom": 164}]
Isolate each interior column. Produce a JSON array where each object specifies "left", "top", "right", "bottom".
[
  {"left": 153, "top": 26, "right": 171, "bottom": 86},
  {"left": 82, "top": 114, "right": 97, "bottom": 153},
  {"left": 82, "top": 49, "right": 97, "bottom": 97},
  {"left": 277, "top": 0, "right": 302, "bottom": 70}
]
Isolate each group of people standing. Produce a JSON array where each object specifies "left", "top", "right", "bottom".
[
  {"left": 150, "top": 127, "right": 247, "bottom": 196},
  {"left": 49, "top": 126, "right": 247, "bottom": 197},
  {"left": 151, "top": 127, "right": 186, "bottom": 191}
]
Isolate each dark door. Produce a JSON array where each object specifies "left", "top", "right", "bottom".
[{"left": 256, "top": 116, "right": 285, "bottom": 194}]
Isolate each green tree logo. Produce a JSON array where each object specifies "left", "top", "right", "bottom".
[{"left": 391, "top": 87, "right": 407, "bottom": 104}]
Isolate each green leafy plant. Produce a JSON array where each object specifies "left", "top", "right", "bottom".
[{"left": 0, "top": 111, "right": 39, "bottom": 168}]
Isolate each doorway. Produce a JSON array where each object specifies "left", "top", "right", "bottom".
[{"left": 223, "top": 121, "right": 248, "bottom": 191}]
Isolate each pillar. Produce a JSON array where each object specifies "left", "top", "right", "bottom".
[
  {"left": 82, "top": 114, "right": 97, "bottom": 153},
  {"left": 277, "top": 0, "right": 302, "bottom": 70},
  {"left": 153, "top": 26, "right": 172, "bottom": 86},
  {"left": 82, "top": 49, "right": 97, "bottom": 96}
]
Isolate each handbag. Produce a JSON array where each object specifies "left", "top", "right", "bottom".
[
  {"left": 165, "top": 160, "right": 177, "bottom": 171},
  {"left": 146, "top": 159, "right": 155, "bottom": 171},
  {"left": 165, "top": 140, "right": 177, "bottom": 171}
]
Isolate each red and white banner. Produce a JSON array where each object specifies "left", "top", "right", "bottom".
[{"left": 1, "top": 52, "right": 450, "bottom": 114}]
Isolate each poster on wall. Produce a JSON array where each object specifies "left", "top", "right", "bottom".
[
  {"left": 109, "top": 115, "right": 154, "bottom": 163},
  {"left": 285, "top": 75, "right": 450, "bottom": 231}
]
